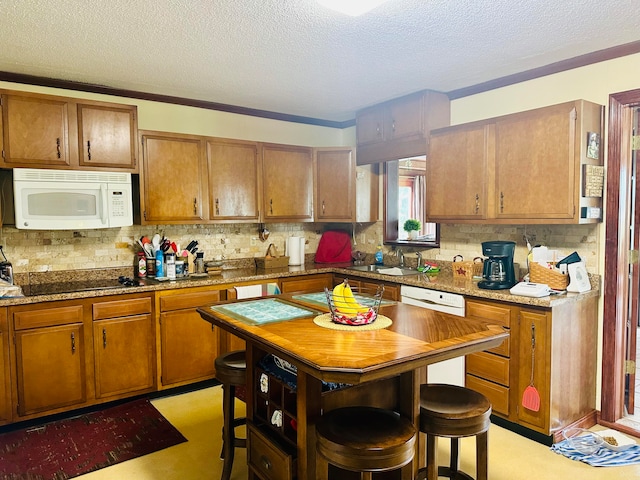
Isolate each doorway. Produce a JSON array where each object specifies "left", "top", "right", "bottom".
[{"left": 602, "top": 89, "right": 640, "bottom": 435}]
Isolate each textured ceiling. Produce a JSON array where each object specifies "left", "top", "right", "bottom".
[{"left": 0, "top": 0, "right": 638, "bottom": 122}]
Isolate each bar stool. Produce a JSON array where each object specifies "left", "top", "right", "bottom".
[
  {"left": 418, "top": 384, "right": 491, "bottom": 480},
  {"left": 316, "top": 406, "right": 417, "bottom": 480},
  {"left": 214, "top": 350, "right": 247, "bottom": 480}
]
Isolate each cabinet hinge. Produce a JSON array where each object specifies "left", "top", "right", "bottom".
[
  {"left": 1, "top": 149, "right": 4, "bottom": 160},
  {"left": 626, "top": 360, "right": 636, "bottom": 375},
  {"left": 630, "top": 250, "right": 639, "bottom": 265},
  {"left": 632, "top": 135, "right": 640, "bottom": 151}
]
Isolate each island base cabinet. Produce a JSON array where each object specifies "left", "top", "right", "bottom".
[
  {"left": 248, "top": 423, "right": 296, "bottom": 480},
  {"left": 15, "top": 323, "right": 86, "bottom": 417},
  {"left": 93, "top": 315, "right": 155, "bottom": 399}
]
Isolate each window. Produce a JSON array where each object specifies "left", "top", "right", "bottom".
[{"left": 383, "top": 158, "right": 439, "bottom": 247}]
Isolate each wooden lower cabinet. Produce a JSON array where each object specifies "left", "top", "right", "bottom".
[
  {"left": 248, "top": 423, "right": 296, "bottom": 480},
  {"left": 280, "top": 274, "right": 332, "bottom": 295},
  {"left": 92, "top": 295, "right": 155, "bottom": 399},
  {"left": 156, "top": 287, "right": 221, "bottom": 388},
  {"left": 465, "top": 296, "right": 598, "bottom": 440},
  {"left": 11, "top": 302, "right": 87, "bottom": 417},
  {"left": 0, "top": 308, "right": 11, "bottom": 424},
  {"left": 332, "top": 274, "right": 400, "bottom": 301}
]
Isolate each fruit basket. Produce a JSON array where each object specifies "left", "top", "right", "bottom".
[{"left": 324, "top": 280, "right": 384, "bottom": 326}]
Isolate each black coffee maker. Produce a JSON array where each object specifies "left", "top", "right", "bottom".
[{"left": 478, "top": 241, "right": 516, "bottom": 290}]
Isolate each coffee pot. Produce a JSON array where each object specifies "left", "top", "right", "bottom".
[{"left": 478, "top": 241, "right": 516, "bottom": 290}]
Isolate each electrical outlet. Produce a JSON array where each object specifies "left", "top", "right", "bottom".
[{"left": 250, "top": 237, "right": 257, "bottom": 246}]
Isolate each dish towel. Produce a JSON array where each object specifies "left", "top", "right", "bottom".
[
  {"left": 551, "top": 440, "right": 640, "bottom": 466},
  {"left": 235, "top": 283, "right": 281, "bottom": 299}
]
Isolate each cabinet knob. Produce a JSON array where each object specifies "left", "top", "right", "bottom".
[
  {"left": 500, "top": 192, "right": 504, "bottom": 213},
  {"left": 270, "top": 198, "right": 273, "bottom": 215},
  {"left": 103, "top": 328, "right": 107, "bottom": 348},
  {"left": 87, "top": 140, "right": 91, "bottom": 160},
  {"left": 193, "top": 198, "right": 197, "bottom": 215},
  {"left": 56, "top": 138, "right": 61, "bottom": 159},
  {"left": 215, "top": 198, "right": 220, "bottom": 216},
  {"left": 475, "top": 194, "right": 480, "bottom": 214},
  {"left": 71, "top": 332, "right": 76, "bottom": 353},
  {"left": 260, "top": 455, "right": 272, "bottom": 470}
]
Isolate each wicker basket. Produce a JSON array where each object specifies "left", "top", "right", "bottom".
[
  {"left": 529, "top": 261, "right": 569, "bottom": 290},
  {"left": 452, "top": 255, "right": 484, "bottom": 279}
]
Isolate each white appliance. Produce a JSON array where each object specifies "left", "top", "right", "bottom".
[
  {"left": 13, "top": 168, "right": 133, "bottom": 230},
  {"left": 400, "top": 285, "right": 466, "bottom": 386}
]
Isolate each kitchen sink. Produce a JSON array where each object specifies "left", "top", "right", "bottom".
[{"left": 346, "top": 265, "right": 420, "bottom": 276}]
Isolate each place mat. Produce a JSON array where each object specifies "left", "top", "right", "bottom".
[
  {"left": 313, "top": 313, "right": 392, "bottom": 331},
  {"left": 211, "top": 298, "right": 317, "bottom": 325}
]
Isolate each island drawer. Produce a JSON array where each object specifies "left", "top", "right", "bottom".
[
  {"left": 466, "top": 351, "right": 510, "bottom": 385},
  {"left": 466, "top": 374, "right": 509, "bottom": 416},
  {"left": 248, "top": 422, "right": 296, "bottom": 480}
]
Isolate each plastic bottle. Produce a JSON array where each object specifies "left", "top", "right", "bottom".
[
  {"left": 375, "top": 245, "right": 384, "bottom": 265},
  {"left": 155, "top": 249, "right": 165, "bottom": 278},
  {"left": 166, "top": 253, "right": 176, "bottom": 280}
]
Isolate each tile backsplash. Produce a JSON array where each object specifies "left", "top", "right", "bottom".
[{"left": 0, "top": 221, "right": 600, "bottom": 275}]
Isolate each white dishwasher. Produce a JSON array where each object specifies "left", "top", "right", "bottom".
[{"left": 400, "top": 285, "right": 466, "bottom": 386}]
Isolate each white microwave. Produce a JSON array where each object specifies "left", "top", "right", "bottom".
[{"left": 13, "top": 168, "right": 133, "bottom": 230}]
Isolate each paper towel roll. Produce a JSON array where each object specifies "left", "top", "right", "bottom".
[
  {"left": 298, "top": 236, "right": 305, "bottom": 265},
  {"left": 287, "top": 237, "right": 302, "bottom": 266}
]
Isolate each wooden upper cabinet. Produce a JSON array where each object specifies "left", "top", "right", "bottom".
[
  {"left": 1, "top": 93, "right": 72, "bottom": 167},
  {"left": 0, "top": 90, "right": 138, "bottom": 171},
  {"left": 261, "top": 143, "right": 314, "bottom": 221},
  {"left": 207, "top": 138, "right": 260, "bottom": 222},
  {"left": 140, "top": 131, "right": 208, "bottom": 224},
  {"left": 315, "top": 147, "right": 355, "bottom": 222},
  {"left": 77, "top": 103, "right": 137, "bottom": 169},
  {"left": 426, "top": 100, "right": 604, "bottom": 224},
  {"left": 494, "top": 103, "right": 576, "bottom": 220},
  {"left": 356, "top": 90, "right": 450, "bottom": 165},
  {"left": 427, "top": 123, "right": 490, "bottom": 221}
]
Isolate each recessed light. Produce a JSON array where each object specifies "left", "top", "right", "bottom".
[{"left": 317, "top": 0, "right": 390, "bottom": 16}]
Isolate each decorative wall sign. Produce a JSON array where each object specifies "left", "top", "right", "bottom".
[
  {"left": 586, "top": 132, "right": 600, "bottom": 159},
  {"left": 583, "top": 164, "right": 604, "bottom": 197}
]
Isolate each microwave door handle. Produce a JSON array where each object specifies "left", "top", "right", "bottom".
[{"left": 100, "top": 184, "right": 108, "bottom": 225}]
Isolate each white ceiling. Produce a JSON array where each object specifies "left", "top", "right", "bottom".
[{"left": 0, "top": 0, "right": 638, "bottom": 122}]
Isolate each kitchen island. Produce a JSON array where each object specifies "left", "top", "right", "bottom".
[{"left": 198, "top": 293, "right": 508, "bottom": 480}]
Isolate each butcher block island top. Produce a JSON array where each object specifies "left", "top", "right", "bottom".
[
  {"left": 200, "top": 295, "right": 507, "bottom": 384},
  {"left": 198, "top": 294, "right": 508, "bottom": 480}
]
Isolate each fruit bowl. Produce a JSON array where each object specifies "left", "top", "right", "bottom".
[{"left": 325, "top": 281, "right": 384, "bottom": 326}]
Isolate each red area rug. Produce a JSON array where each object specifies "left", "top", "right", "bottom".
[{"left": 0, "top": 398, "right": 187, "bottom": 480}]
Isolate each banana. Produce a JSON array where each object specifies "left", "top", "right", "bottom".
[
  {"left": 343, "top": 282, "right": 370, "bottom": 313},
  {"left": 332, "top": 280, "right": 367, "bottom": 315}
]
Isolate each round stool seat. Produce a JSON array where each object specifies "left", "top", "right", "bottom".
[
  {"left": 316, "top": 406, "right": 417, "bottom": 474},
  {"left": 215, "top": 350, "right": 247, "bottom": 386},
  {"left": 420, "top": 384, "right": 491, "bottom": 437}
]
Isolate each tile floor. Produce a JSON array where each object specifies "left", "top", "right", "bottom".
[{"left": 71, "top": 384, "right": 639, "bottom": 480}]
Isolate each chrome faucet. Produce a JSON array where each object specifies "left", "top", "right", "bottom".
[
  {"left": 416, "top": 252, "right": 422, "bottom": 270},
  {"left": 396, "top": 248, "right": 404, "bottom": 267}
]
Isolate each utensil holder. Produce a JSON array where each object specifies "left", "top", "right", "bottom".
[{"left": 452, "top": 255, "right": 484, "bottom": 279}]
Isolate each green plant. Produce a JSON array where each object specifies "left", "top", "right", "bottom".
[{"left": 403, "top": 218, "right": 421, "bottom": 232}]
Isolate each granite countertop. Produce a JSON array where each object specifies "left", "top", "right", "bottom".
[{"left": 0, "top": 261, "right": 600, "bottom": 308}]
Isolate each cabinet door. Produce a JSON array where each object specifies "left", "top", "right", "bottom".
[
  {"left": 94, "top": 314, "right": 155, "bottom": 398},
  {"left": 160, "top": 309, "right": 217, "bottom": 386},
  {"left": 495, "top": 103, "right": 576, "bottom": 219},
  {"left": 427, "top": 124, "right": 489, "bottom": 220},
  {"left": 15, "top": 324, "right": 86, "bottom": 416},
  {"left": 315, "top": 147, "right": 355, "bottom": 222},
  {"left": 386, "top": 93, "right": 424, "bottom": 141},
  {"left": 141, "top": 133, "right": 208, "bottom": 223},
  {"left": 207, "top": 139, "right": 260, "bottom": 221},
  {"left": 0, "top": 309, "right": 10, "bottom": 425},
  {"left": 356, "top": 107, "right": 384, "bottom": 146},
  {"left": 78, "top": 103, "right": 137, "bottom": 170},
  {"left": 280, "top": 274, "right": 332, "bottom": 294},
  {"left": 516, "top": 309, "right": 549, "bottom": 431},
  {"left": 1, "top": 94, "right": 71, "bottom": 167},
  {"left": 262, "top": 144, "right": 313, "bottom": 221}
]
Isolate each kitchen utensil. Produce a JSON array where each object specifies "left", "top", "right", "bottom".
[
  {"left": 143, "top": 243, "right": 154, "bottom": 258},
  {"left": 152, "top": 234, "right": 161, "bottom": 252},
  {"left": 522, "top": 323, "right": 541, "bottom": 411}
]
